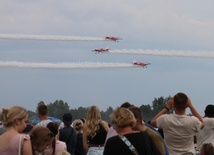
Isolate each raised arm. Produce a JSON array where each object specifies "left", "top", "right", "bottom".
[
  {"left": 187, "top": 98, "right": 204, "bottom": 129},
  {"left": 150, "top": 98, "right": 174, "bottom": 128}
]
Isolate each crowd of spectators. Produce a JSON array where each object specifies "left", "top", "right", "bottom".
[{"left": 0, "top": 92, "right": 213, "bottom": 155}]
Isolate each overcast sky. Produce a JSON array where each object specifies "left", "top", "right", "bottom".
[{"left": 0, "top": 0, "right": 214, "bottom": 116}]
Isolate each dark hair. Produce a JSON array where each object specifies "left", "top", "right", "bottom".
[
  {"left": 47, "top": 122, "right": 59, "bottom": 155},
  {"left": 37, "top": 104, "right": 48, "bottom": 116},
  {"left": 62, "top": 113, "right": 73, "bottom": 126},
  {"left": 201, "top": 143, "right": 214, "bottom": 155},
  {"left": 173, "top": 92, "right": 188, "bottom": 110},
  {"left": 205, "top": 104, "right": 214, "bottom": 117},
  {"left": 47, "top": 122, "right": 59, "bottom": 137},
  {"left": 23, "top": 124, "right": 33, "bottom": 133},
  {"left": 120, "top": 102, "right": 134, "bottom": 108},
  {"left": 129, "top": 107, "right": 143, "bottom": 122},
  {"left": 80, "top": 118, "right": 86, "bottom": 123}
]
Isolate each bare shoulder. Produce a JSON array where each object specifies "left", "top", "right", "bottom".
[{"left": 100, "top": 120, "right": 109, "bottom": 131}]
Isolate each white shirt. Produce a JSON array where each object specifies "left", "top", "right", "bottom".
[
  {"left": 36, "top": 120, "right": 52, "bottom": 127},
  {"left": 157, "top": 114, "right": 202, "bottom": 155},
  {"left": 196, "top": 117, "right": 214, "bottom": 150}
]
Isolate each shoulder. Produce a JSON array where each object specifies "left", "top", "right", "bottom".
[
  {"left": 60, "top": 126, "right": 73, "bottom": 132},
  {"left": 56, "top": 140, "right": 66, "bottom": 147},
  {"left": 36, "top": 120, "right": 52, "bottom": 127},
  {"left": 100, "top": 120, "right": 109, "bottom": 131},
  {"left": 189, "top": 116, "right": 202, "bottom": 123},
  {"left": 157, "top": 114, "right": 169, "bottom": 120},
  {"left": 105, "top": 135, "right": 120, "bottom": 144},
  {"left": 156, "top": 114, "right": 170, "bottom": 126},
  {"left": 203, "top": 117, "right": 214, "bottom": 129},
  {"left": 21, "top": 134, "right": 30, "bottom": 140},
  {"left": 204, "top": 117, "right": 214, "bottom": 124},
  {"left": 145, "top": 128, "right": 158, "bottom": 136}
]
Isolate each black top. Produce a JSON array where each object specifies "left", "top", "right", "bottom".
[
  {"left": 75, "top": 133, "right": 86, "bottom": 155},
  {"left": 59, "top": 126, "right": 77, "bottom": 154},
  {"left": 87, "top": 123, "right": 107, "bottom": 145},
  {"left": 104, "top": 132, "right": 161, "bottom": 155}
]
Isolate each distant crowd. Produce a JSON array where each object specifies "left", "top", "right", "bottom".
[{"left": 0, "top": 92, "right": 213, "bottom": 155}]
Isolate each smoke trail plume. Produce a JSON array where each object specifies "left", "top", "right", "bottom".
[
  {"left": 109, "top": 49, "right": 214, "bottom": 59},
  {"left": 0, "top": 34, "right": 105, "bottom": 41},
  {"left": 0, "top": 61, "right": 139, "bottom": 69}
]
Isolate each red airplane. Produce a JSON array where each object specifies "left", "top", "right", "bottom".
[
  {"left": 105, "top": 36, "right": 122, "bottom": 42},
  {"left": 132, "top": 60, "right": 151, "bottom": 68},
  {"left": 92, "top": 47, "right": 109, "bottom": 54}
]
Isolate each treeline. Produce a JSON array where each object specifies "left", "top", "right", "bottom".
[{"left": 29, "top": 96, "right": 171, "bottom": 123}]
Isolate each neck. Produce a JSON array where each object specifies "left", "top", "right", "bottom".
[
  {"left": 175, "top": 109, "right": 186, "bottom": 115},
  {"left": 39, "top": 115, "right": 48, "bottom": 120},
  {"left": 135, "top": 124, "right": 147, "bottom": 132},
  {"left": 6, "top": 126, "right": 20, "bottom": 134},
  {"left": 117, "top": 126, "right": 138, "bottom": 135}
]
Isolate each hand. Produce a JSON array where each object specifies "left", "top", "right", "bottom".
[
  {"left": 186, "top": 97, "right": 193, "bottom": 108},
  {"left": 166, "top": 97, "right": 174, "bottom": 110}
]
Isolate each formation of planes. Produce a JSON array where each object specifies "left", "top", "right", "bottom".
[{"left": 91, "top": 35, "right": 151, "bottom": 68}]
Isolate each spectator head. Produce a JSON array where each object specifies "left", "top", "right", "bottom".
[
  {"left": 173, "top": 92, "right": 188, "bottom": 110},
  {"left": 1, "top": 106, "right": 28, "bottom": 132},
  {"left": 30, "top": 126, "right": 54, "bottom": 153},
  {"left": 80, "top": 118, "right": 86, "bottom": 124},
  {"left": 62, "top": 113, "right": 73, "bottom": 126},
  {"left": 46, "top": 122, "right": 58, "bottom": 155},
  {"left": 72, "top": 119, "right": 84, "bottom": 132},
  {"left": 204, "top": 104, "right": 214, "bottom": 117},
  {"left": 37, "top": 104, "right": 48, "bottom": 117},
  {"left": 23, "top": 124, "right": 33, "bottom": 133},
  {"left": 128, "top": 107, "right": 143, "bottom": 123},
  {"left": 120, "top": 102, "right": 134, "bottom": 108},
  {"left": 47, "top": 122, "right": 59, "bottom": 137},
  {"left": 86, "top": 105, "right": 101, "bottom": 122},
  {"left": 200, "top": 143, "right": 214, "bottom": 155},
  {"left": 110, "top": 107, "right": 136, "bottom": 129}
]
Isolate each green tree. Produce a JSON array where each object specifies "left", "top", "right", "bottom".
[
  {"left": 101, "top": 106, "right": 114, "bottom": 123},
  {"left": 28, "top": 110, "right": 36, "bottom": 118},
  {"left": 152, "top": 96, "right": 171, "bottom": 115},
  {"left": 71, "top": 107, "right": 87, "bottom": 120},
  {"left": 47, "top": 100, "right": 70, "bottom": 119},
  {"left": 139, "top": 104, "right": 153, "bottom": 123}
]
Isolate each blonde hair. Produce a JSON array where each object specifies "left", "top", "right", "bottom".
[
  {"left": 72, "top": 119, "right": 84, "bottom": 132},
  {"left": 110, "top": 107, "right": 136, "bottom": 128},
  {"left": 1, "top": 106, "right": 28, "bottom": 128},
  {"left": 86, "top": 105, "right": 101, "bottom": 138}
]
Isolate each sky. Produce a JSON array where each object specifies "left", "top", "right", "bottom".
[{"left": 0, "top": 0, "right": 214, "bottom": 116}]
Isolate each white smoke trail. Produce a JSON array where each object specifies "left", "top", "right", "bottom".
[
  {"left": 0, "top": 34, "right": 105, "bottom": 41},
  {"left": 0, "top": 61, "right": 139, "bottom": 69},
  {"left": 109, "top": 49, "right": 214, "bottom": 59}
]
